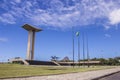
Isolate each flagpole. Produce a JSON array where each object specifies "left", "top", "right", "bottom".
[
  {"left": 72, "top": 27, "right": 75, "bottom": 68},
  {"left": 83, "top": 33, "right": 85, "bottom": 67},
  {"left": 86, "top": 34, "right": 90, "bottom": 68},
  {"left": 78, "top": 34, "right": 80, "bottom": 67},
  {"left": 76, "top": 32, "right": 80, "bottom": 67}
]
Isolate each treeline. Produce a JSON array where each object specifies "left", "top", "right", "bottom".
[
  {"left": 85, "top": 57, "right": 120, "bottom": 65},
  {"left": 51, "top": 56, "right": 120, "bottom": 65}
]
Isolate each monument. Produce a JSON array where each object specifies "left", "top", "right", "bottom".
[
  {"left": 22, "top": 24, "right": 42, "bottom": 60},
  {"left": 10, "top": 24, "right": 60, "bottom": 65}
]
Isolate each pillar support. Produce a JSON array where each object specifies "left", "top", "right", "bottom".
[
  {"left": 31, "top": 31, "right": 35, "bottom": 60},
  {"left": 26, "top": 30, "right": 32, "bottom": 60}
]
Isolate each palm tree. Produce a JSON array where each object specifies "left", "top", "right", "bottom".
[{"left": 51, "top": 56, "right": 59, "bottom": 61}]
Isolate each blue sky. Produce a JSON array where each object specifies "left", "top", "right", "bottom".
[{"left": 0, "top": 0, "right": 120, "bottom": 62}]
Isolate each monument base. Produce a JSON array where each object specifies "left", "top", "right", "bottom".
[
  {"left": 10, "top": 58, "right": 58, "bottom": 66},
  {"left": 25, "top": 60, "right": 57, "bottom": 65}
]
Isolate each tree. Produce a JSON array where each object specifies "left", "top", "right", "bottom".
[{"left": 51, "top": 56, "right": 59, "bottom": 61}]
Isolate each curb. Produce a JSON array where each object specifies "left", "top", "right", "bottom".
[{"left": 92, "top": 71, "right": 120, "bottom": 80}]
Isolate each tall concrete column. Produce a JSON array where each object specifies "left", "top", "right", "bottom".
[
  {"left": 31, "top": 31, "right": 35, "bottom": 60},
  {"left": 26, "top": 30, "right": 32, "bottom": 60}
]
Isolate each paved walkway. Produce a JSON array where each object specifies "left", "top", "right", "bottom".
[{"left": 1, "top": 67, "right": 120, "bottom": 80}]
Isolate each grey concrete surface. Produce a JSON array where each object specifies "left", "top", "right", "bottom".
[{"left": 98, "top": 72, "right": 120, "bottom": 80}]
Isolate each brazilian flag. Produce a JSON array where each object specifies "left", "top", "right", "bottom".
[{"left": 76, "top": 31, "right": 79, "bottom": 37}]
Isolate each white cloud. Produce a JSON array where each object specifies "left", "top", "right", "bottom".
[
  {"left": 105, "top": 34, "right": 111, "bottom": 38},
  {"left": 109, "top": 9, "right": 120, "bottom": 25},
  {"left": 0, "top": 0, "right": 120, "bottom": 29},
  {"left": 0, "top": 13, "right": 16, "bottom": 24},
  {"left": 28, "top": 0, "right": 120, "bottom": 29},
  {"left": 31, "top": 10, "right": 81, "bottom": 29},
  {"left": 104, "top": 25, "right": 111, "bottom": 30},
  {"left": 14, "top": 0, "right": 21, "bottom": 3},
  {"left": 0, "top": 38, "right": 8, "bottom": 42}
]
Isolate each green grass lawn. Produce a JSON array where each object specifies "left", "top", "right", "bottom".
[{"left": 0, "top": 64, "right": 116, "bottom": 79}]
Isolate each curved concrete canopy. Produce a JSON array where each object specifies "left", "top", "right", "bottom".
[{"left": 22, "top": 24, "right": 42, "bottom": 32}]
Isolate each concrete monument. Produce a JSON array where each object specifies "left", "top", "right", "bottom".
[{"left": 22, "top": 24, "right": 42, "bottom": 60}]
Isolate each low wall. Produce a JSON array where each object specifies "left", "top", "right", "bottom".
[{"left": 26, "top": 60, "right": 57, "bottom": 65}]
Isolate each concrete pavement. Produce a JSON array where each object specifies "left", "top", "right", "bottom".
[{"left": 98, "top": 72, "right": 120, "bottom": 80}]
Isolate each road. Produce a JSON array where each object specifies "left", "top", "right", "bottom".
[{"left": 98, "top": 72, "right": 120, "bottom": 80}]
